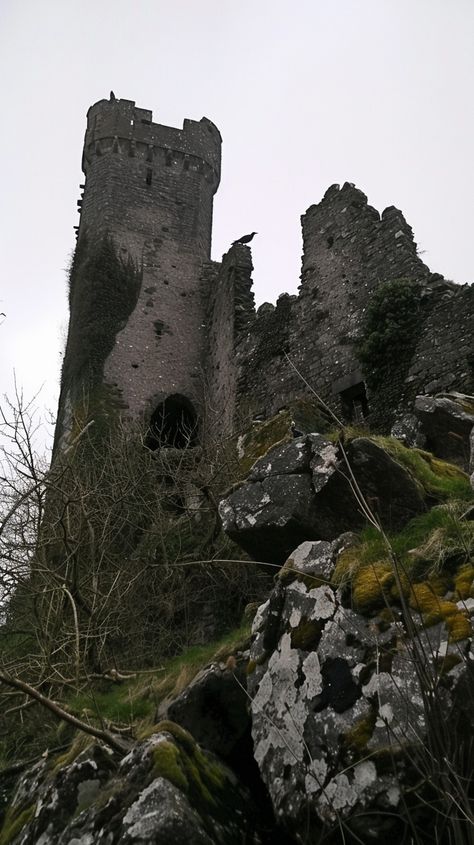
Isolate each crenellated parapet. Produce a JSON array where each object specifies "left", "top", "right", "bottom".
[{"left": 83, "top": 98, "right": 221, "bottom": 189}]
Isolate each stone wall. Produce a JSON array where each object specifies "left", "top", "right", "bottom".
[
  {"left": 62, "top": 97, "right": 221, "bottom": 431},
  {"left": 400, "top": 283, "right": 474, "bottom": 407},
  {"left": 61, "top": 100, "right": 472, "bottom": 445},
  {"left": 219, "top": 183, "right": 472, "bottom": 432},
  {"left": 204, "top": 245, "right": 254, "bottom": 439}
]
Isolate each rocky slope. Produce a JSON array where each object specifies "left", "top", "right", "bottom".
[{"left": 1, "top": 394, "right": 473, "bottom": 844}]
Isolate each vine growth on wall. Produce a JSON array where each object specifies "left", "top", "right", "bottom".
[{"left": 358, "top": 278, "right": 423, "bottom": 429}]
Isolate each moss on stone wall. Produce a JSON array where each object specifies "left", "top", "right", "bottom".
[
  {"left": 358, "top": 279, "right": 424, "bottom": 430},
  {"left": 62, "top": 231, "right": 142, "bottom": 405}
]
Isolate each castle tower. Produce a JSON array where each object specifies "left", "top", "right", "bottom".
[{"left": 58, "top": 96, "right": 221, "bottom": 446}]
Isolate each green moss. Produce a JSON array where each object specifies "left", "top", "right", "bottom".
[
  {"left": 246, "top": 658, "right": 257, "bottom": 675},
  {"left": 237, "top": 410, "right": 293, "bottom": 477},
  {"left": 374, "top": 438, "right": 472, "bottom": 501},
  {"left": 50, "top": 733, "right": 93, "bottom": 774},
  {"left": 154, "top": 721, "right": 196, "bottom": 755},
  {"left": 290, "top": 618, "right": 323, "bottom": 650},
  {"left": 408, "top": 581, "right": 472, "bottom": 641},
  {"left": 152, "top": 721, "right": 226, "bottom": 809},
  {"left": 152, "top": 740, "right": 189, "bottom": 791},
  {"left": 343, "top": 712, "right": 376, "bottom": 752},
  {"left": 331, "top": 497, "right": 474, "bottom": 630},
  {"left": 0, "top": 804, "right": 36, "bottom": 845}
]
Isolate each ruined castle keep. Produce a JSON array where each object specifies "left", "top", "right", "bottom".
[{"left": 57, "top": 97, "right": 473, "bottom": 446}]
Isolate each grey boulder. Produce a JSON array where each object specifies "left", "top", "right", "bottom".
[
  {"left": 414, "top": 392, "right": 474, "bottom": 471},
  {"left": 247, "top": 538, "right": 473, "bottom": 842},
  {"left": 219, "top": 434, "right": 426, "bottom": 563}
]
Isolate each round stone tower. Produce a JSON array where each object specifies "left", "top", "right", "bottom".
[{"left": 63, "top": 96, "right": 221, "bottom": 441}]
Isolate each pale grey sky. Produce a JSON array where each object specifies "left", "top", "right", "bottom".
[{"left": 1, "top": 0, "right": 473, "bottom": 451}]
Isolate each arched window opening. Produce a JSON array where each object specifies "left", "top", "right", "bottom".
[{"left": 146, "top": 394, "right": 198, "bottom": 450}]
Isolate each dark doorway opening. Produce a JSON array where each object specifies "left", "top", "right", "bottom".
[
  {"left": 340, "top": 382, "right": 369, "bottom": 423},
  {"left": 146, "top": 394, "right": 198, "bottom": 450}
]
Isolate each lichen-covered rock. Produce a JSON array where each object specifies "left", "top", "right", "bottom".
[
  {"left": 1, "top": 724, "right": 258, "bottom": 844},
  {"left": 236, "top": 401, "right": 332, "bottom": 478},
  {"left": 247, "top": 536, "right": 473, "bottom": 842},
  {"left": 391, "top": 412, "right": 426, "bottom": 448},
  {"left": 414, "top": 392, "right": 474, "bottom": 471},
  {"left": 219, "top": 434, "right": 426, "bottom": 562}
]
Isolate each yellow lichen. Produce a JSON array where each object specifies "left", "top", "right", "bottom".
[
  {"left": 352, "top": 562, "right": 394, "bottom": 613},
  {"left": 331, "top": 546, "right": 362, "bottom": 588},
  {"left": 409, "top": 582, "right": 454, "bottom": 616},
  {"left": 409, "top": 582, "right": 472, "bottom": 641},
  {"left": 445, "top": 612, "right": 472, "bottom": 642},
  {"left": 454, "top": 564, "right": 474, "bottom": 600}
]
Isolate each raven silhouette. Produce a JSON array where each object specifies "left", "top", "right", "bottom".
[{"left": 232, "top": 231, "right": 257, "bottom": 245}]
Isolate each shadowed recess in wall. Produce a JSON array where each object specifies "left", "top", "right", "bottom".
[{"left": 146, "top": 394, "right": 198, "bottom": 449}]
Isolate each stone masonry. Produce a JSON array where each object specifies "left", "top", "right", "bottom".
[
  {"left": 64, "top": 96, "right": 221, "bottom": 431},
  {"left": 58, "top": 99, "right": 473, "bottom": 445}
]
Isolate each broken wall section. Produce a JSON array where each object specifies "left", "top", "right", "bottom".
[
  {"left": 233, "top": 183, "right": 465, "bottom": 429},
  {"left": 204, "top": 245, "right": 255, "bottom": 439}
]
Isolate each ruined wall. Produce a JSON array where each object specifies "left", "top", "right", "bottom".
[
  {"left": 229, "top": 182, "right": 439, "bottom": 426},
  {"left": 61, "top": 99, "right": 472, "bottom": 445},
  {"left": 63, "top": 97, "right": 221, "bottom": 428},
  {"left": 204, "top": 245, "right": 254, "bottom": 438},
  {"left": 400, "top": 283, "right": 474, "bottom": 409}
]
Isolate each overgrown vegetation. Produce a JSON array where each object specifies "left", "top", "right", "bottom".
[
  {"left": 56, "top": 232, "right": 142, "bottom": 445},
  {"left": 0, "top": 394, "right": 267, "bottom": 779},
  {"left": 358, "top": 279, "right": 424, "bottom": 429}
]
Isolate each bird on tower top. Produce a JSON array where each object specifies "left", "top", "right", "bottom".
[
  {"left": 110, "top": 90, "right": 116, "bottom": 101},
  {"left": 232, "top": 231, "right": 257, "bottom": 245}
]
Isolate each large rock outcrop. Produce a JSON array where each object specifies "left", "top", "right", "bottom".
[
  {"left": 247, "top": 537, "right": 474, "bottom": 842},
  {"left": 2, "top": 723, "right": 258, "bottom": 844},
  {"left": 413, "top": 392, "right": 474, "bottom": 472},
  {"left": 219, "top": 435, "right": 426, "bottom": 562}
]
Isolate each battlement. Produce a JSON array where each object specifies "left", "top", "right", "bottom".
[{"left": 83, "top": 97, "right": 221, "bottom": 188}]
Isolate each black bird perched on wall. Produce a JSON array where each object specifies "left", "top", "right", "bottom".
[
  {"left": 110, "top": 90, "right": 116, "bottom": 101},
  {"left": 232, "top": 231, "right": 257, "bottom": 245}
]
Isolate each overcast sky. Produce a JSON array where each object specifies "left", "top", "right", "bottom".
[{"left": 1, "top": 0, "right": 473, "bottom": 452}]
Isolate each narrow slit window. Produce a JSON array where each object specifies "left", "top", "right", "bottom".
[{"left": 146, "top": 168, "right": 152, "bottom": 186}]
